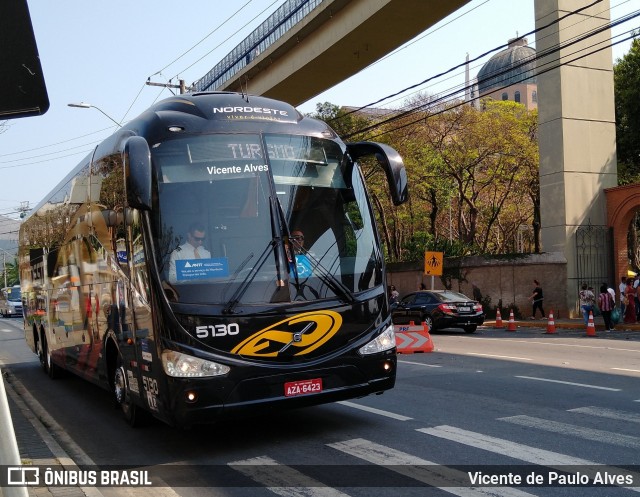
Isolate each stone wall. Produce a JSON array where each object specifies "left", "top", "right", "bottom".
[{"left": 386, "top": 253, "right": 571, "bottom": 318}]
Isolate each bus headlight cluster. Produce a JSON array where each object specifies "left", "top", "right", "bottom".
[
  {"left": 358, "top": 325, "right": 396, "bottom": 355},
  {"left": 161, "top": 350, "right": 230, "bottom": 378}
]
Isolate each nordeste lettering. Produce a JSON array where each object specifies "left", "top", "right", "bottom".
[{"left": 212, "top": 106, "right": 288, "bottom": 116}]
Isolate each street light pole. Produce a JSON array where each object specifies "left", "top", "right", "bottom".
[{"left": 67, "top": 102, "right": 121, "bottom": 127}]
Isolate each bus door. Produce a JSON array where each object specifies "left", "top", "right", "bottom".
[{"left": 123, "top": 208, "right": 160, "bottom": 415}]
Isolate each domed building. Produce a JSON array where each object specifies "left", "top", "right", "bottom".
[{"left": 477, "top": 37, "right": 537, "bottom": 110}]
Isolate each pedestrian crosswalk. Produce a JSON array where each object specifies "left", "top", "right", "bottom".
[
  {"left": 498, "top": 414, "right": 640, "bottom": 449},
  {"left": 327, "top": 438, "right": 536, "bottom": 497},
  {"left": 226, "top": 403, "right": 640, "bottom": 496},
  {"left": 229, "top": 455, "right": 351, "bottom": 497}
]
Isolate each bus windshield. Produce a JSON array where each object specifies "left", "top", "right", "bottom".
[{"left": 152, "top": 133, "right": 383, "bottom": 305}]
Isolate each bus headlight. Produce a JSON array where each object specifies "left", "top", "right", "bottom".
[
  {"left": 358, "top": 325, "right": 396, "bottom": 355},
  {"left": 161, "top": 350, "right": 230, "bottom": 378}
]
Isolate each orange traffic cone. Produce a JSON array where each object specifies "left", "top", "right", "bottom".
[
  {"left": 544, "top": 310, "right": 556, "bottom": 334},
  {"left": 585, "top": 310, "right": 597, "bottom": 337},
  {"left": 507, "top": 309, "right": 517, "bottom": 332},
  {"left": 495, "top": 308, "right": 504, "bottom": 328}
]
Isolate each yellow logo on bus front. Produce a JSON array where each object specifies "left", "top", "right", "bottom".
[{"left": 231, "top": 310, "right": 342, "bottom": 357}]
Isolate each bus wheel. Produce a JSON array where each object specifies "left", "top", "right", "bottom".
[
  {"left": 36, "top": 333, "right": 46, "bottom": 371},
  {"left": 41, "top": 335, "right": 62, "bottom": 379},
  {"left": 113, "top": 358, "right": 145, "bottom": 427}
]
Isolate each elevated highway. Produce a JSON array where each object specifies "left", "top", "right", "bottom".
[{"left": 194, "top": 0, "right": 470, "bottom": 106}]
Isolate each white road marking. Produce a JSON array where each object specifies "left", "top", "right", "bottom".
[
  {"left": 499, "top": 415, "right": 640, "bottom": 449},
  {"left": 468, "top": 336, "right": 640, "bottom": 353},
  {"left": 418, "top": 425, "right": 640, "bottom": 493},
  {"left": 337, "top": 401, "right": 412, "bottom": 421},
  {"left": 328, "top": 438, "right": 536, "bottom": 497},
  {"left": 611, "top": 367, "right": 640, "bottom": 373},
  {"left": 229, "top": 455, "right": 350, "bottom": 497},
  {"left": 467, "top": 353, "right": 532, "bottom": 361},
  {"left": 418, "top": 425, "right": 593, "bottom": 465},
  {"left": 398, "top": 359, "right": 442, "bottom": 367},
  {"left": 515, "top": 375, "right": 621, "bottom": 391},
  {"left": 568, "top": 406, "right": 640, "bottom": 423}
]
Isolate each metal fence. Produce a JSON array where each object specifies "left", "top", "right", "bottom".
[
  {"left": 574, "top": 222, "right": 612, "bottom": 299},
  {"left": 193, "top": 0, "right": 324, "bottom": 92}
]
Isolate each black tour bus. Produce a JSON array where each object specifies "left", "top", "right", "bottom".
[{"left": 19, "top": 92, "right": 408, "bottom": 427}]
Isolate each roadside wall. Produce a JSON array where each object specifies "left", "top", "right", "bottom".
[{"left": 386, "top": 253, "right": 570, "bottom": 318}]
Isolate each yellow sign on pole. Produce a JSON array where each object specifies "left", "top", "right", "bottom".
[{"left": 424, "top": 251, "right": 443, "bottom": 276}]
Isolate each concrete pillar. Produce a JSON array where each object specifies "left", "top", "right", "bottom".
[{"left": 534, "top": 0, "right": 617, "bottom": 315}]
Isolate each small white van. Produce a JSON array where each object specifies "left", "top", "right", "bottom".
[{"left": 0, "top": 285, "right": 22, "bottom": 317}]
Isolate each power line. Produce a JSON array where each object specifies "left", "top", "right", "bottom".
[
  {"left": 0, "top": 149, "right": 89, "bottom": 170},
  {"left": 0, "top": 127, "right": 110, "bottom": 160},
  {"left": 3, "top": 2, "right": 282, "bottom": 167},
  {"left": 3, "top": 1, "right": 634, "bottom": 171},
  {"left": 334, "top": 0, "right": 605, "bottom": 123},
  {"left": 149, "top": 0, "right": 256, "bottom": 78},
  {"left": 354, "top": 30, "right": 637, "bottom": 142},
  {"left": 0, "top": 139, "right": 100, "bottom": 165},
  {"left": 340, "top": 8, "right": 639, "bottom": 139},
  {"left": 171, "top": 0, "right": 281, "bottom": 82}
]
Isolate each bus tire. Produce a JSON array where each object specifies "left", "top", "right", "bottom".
[
  {"left": 36, "top": 328, "right": 45, "bottom": 371},
  {"left": 41, "top": 333, "right": 63, "bottom": 379},
  {"left": 113, "top": 357, "right": 146, "bottom": 427}
]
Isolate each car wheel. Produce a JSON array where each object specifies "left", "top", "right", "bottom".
[
  {"left": 464, "top": 325, "right": 477, "bottom": 333},
  {"left": 423, "top": 315, "right": 435, "bottom": 332}
]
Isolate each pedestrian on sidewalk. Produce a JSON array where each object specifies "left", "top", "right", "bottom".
[
  {"left": 528, "top": 279, "right": 545, "bottom": 319},
  {"left": 619, "top": 276, "right": 627, "bottom": 318},
  {"left": 579, "top": 283, "right": 595, "bottom": 325},
  {"left": 624, "top": 279, "right": 637, "bottom": 324},
  {"left": 598, "top": 283, "right": 615, "bottom": 331},
  {"left": 389, "top": 285, "right": 399, "bottom": 305}
]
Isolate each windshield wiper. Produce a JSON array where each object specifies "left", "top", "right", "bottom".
[
  {"left": 222, "top": 242, "right": 273, "bottom": 315},
  {"left": 273, "top": 197, "right": 354, "bottom": 303},
  {"left": 295, "top": 246, "right": 355, "bottom": 303},
  {"left": 222, "top": 197, "right": 288, "bottom": 314}
]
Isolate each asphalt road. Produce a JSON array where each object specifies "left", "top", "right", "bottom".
[{"left": 1, "top": 318, "right": 639, "bottom": 497}]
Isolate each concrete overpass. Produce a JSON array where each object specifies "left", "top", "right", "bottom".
[{"left": 192, "top": 0, "right": 470, "bottom": 106}]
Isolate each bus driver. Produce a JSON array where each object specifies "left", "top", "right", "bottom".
[{"left": 168, "top": 222, "right": 211, "bottom": 283}]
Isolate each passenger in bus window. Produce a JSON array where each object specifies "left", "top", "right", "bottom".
[
  {"left": 288, "top": 229, "right": 313, "bottom": 279},
  {"left": 290, "top": 229, "right": 305, "bottom": 254},
  {"left": 168, "top": 222, "right": 211, "bottom": 282}
]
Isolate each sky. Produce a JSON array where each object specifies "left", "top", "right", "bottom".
[{"left": 0, "top": 0, "right": 637, "bottom": 241}]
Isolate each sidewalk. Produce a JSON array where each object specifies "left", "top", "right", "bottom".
[{"left": 3, "top": 371, "right": 90, "bottom": 497}]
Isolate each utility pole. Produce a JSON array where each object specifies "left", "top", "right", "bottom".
[
  {"left": 146, "top": 79, "right": 188, "bottom": 94},
  {"left": 18, "top": 201, "right": 29, "bottom": 219}
]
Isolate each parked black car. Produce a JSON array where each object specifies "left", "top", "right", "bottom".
[{"left": 391, "top": 290, "right": 484, "bottom": 333}]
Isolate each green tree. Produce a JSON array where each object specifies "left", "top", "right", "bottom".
[
  {"left": 614, "top": 36, "right": 640, "bottom": 184},
  {"left": 389, "top": 99, "right": 539, "bottom": 255},
  {"left": 307, "top": 102, "right": 371, "bottom": 139},
  {"left": 311, "top": 97, "right": 539, "bottom": 262},
  {"left": 3, "top": 258, "right": 19, "bottom": 286}
]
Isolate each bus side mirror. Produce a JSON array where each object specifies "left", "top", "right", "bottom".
[
  {"left": 346, "top": 141, "right": 408, "bottom": 206},
  {"left": 124, "top": 136, "right": 152, "bottom": 210}
]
